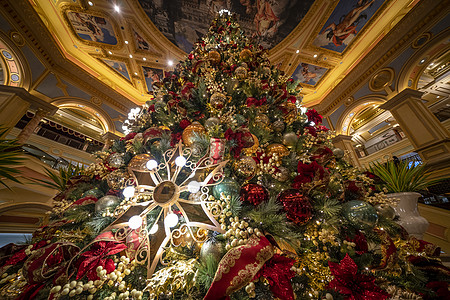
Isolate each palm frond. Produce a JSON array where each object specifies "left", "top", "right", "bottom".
[
  {"left": 368, "top": 159, "right": 444, "bottom": 193},
  {"left": 30, "top": 163, "right": 85, "bottom": 192},
  {"left": 0, "top": 127, "right": 24, "bottom": 189}
]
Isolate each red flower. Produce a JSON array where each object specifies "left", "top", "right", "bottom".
[
  {"left": 317, "top": 125, "right": 329, "bottom": 132},
  {"left": 246, "top": 97, "right": 267, "bottom": 107},
  {"left": 181, "top": 82, "right": 195, "bottom": 98},
  {"left": 346, "top": 231, "right": 368, "bottom": 255},
  {"left": 306, "top": 109, "right": 323, "bottom": 124},
  {"left": 254, "top": 254, "right": 296, "bottom": 300},
  {"left": 171, "top": 132, "right": 182, "bottom": 147},
  {"left": 292, "top": 161, "right": 325, "bottom": 188},
  {"left": 179, "top": 119, "right": 191, "bottom": 129},
  {"left": 122, "top": 132, "right": 137, "bottom": 141},
  {"left": 310, "top": 147, "right": 333, "bottom": 162},
  {"left": 328, "top": 254, "right": 390, "bottom": 300},
  {"left": 287, "top": 95, "right": 297, "bottom": 103},
  {"left": 305, "top": 126, "right": 317, "bottom": 137},
  {"left": 426, "top": 281, "right": 450, "bottom": 299},
  {"left": 148, "top": 104, "right": 155, "bottom": 112},
  {"left": 75, "top": 241, "right": 127, "bottom": 281}
]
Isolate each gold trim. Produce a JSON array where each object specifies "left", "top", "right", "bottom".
[
  {"left": 369, "top": 67, "right": 395, "bottom": 92},
  {"left": 125, "top": 18, "right": 165, "bottom": 58},
  {"left": 92, "top": 54, "right": 134, "bottom": 84},
  {"left": 411, "top": 32, "right": 432, "bottom": 49}
]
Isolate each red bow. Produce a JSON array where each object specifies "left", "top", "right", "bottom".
[{"left": 75, "top": 241, "right": 127, "bottom": 281}]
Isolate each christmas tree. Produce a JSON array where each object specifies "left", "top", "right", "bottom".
[{"left": 1, "top": 12, "right": 449, "bottom": 300}]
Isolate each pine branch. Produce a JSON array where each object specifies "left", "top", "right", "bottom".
[{"left": 196, "top": 256, "right": 219, "bottom": 291}]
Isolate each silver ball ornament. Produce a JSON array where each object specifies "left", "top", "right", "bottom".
[
  {"left": 333, "top": 148, "right": 345, "bottom": 159},
  {"left": 282, "top": 132, "right": 298, "bottom": 148},
  {"left": 107, "top": 153, "right": 125, "bottom": 168},
  {"left": 204, "top": 117, "right": 220, "bottom": 130},
  {"left": 95, "top": 195, "right": 120, "bottom": 212}
]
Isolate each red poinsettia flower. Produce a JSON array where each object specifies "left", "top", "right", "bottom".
[
  {"left": 304, "top": 126, "right": 317, "bottom": 137},
  {"left": 179, "top": 119, "right": 191, "bottom": 129},
  {"left": 292, "top": 161, "right": 325, "bottom": 188},
  {"left": 328, "top": 254, "right": 390, "bottom": 300},
  {"left": 121, "top": 132, "right": 137, "bottom": 141},
  {"left": 346, "top": 231, "right": 368, "bottom": 255},
  {"left": 171, "top": 132, "right": 182, "bottom": 147},
  {"left": 306, "top": 109, "right": 323, "bottom": 124},
  {"left": 254, "top": 254, "right": 296, "bottom": 300},
  {"left": 75, "top": 241, "right": 127, "bottom": 281}
]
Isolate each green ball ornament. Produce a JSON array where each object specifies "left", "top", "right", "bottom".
[
  {"left": 212, "top": 177, "right": 240, "bottom": 199},
  {"left": 375, "top": 204, "right": 396, "bottom": 220},
  {"left": 82, "top": 187, "right": 104, "bottom": 199},
  {"left": 200, "top": 238, "right": 227, "bottom": 263},
  {"left": 95, "top": 195, "right": 120, "bottom": 213},
  {"left": 342, "top": 200, "right": 378, "bottom": 230}
]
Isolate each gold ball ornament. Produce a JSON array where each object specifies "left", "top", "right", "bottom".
[
  {"left": 233, "top": 156, "right": 257, "bottom": 179},
  {"left": 235, "top": 66, "right": 248, "bottom": 80},
  {"left": 208, "top": 50, "right": 221, "bottom": 64},
  {"left": 129, "top": 154, "right": 153, "bottom": 170},
  {"left": 279, "top": 101, "right": 297, "bottom": 123},
  {"left": 254, "top": 114, "right": 269, "bottom": 128},
  {"left": 243, "top": 134, "right": 259, "bottom": 156},
  {"left": 239, "top": 49, "right": 253, "bottom": 62},
  {"left": 266, "top": 144, "right": 290, "bottom": 161},
  {"left": 275, "top": 166, "right": 290, "bottom": 182},
  {"left": 272, "top": 120, "right": 285, "bottom": 132},
  {"left": 182, "top": 122, "right": 206, "bottom": 146},
  {"left": 282, "top": 132, "right": 298, "bottom": 148},
  {"left": 204, "top": 117, "right": 220, "bottom": 130},
  {"left": 106, "top": 170, "right": 129, "bottom": 189},
  {"left": 262, "top": 66, "right": 271, "bottom": 77},
  {"left": 210, "top": 92, "right": 227, "bottom": 109}
]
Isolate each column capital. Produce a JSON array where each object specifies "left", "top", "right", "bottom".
[
  {"left": 332, "top": 134, "right": 353, "bottom": 143},
  {"left": 380, "top": 88, "right": 424, "bottom": 110},
  {"left": 101, "top": 131, "right": 121, "bottom": 142},
  {"left": 0, "top": 85, "right": 58, "bottom": 115}
]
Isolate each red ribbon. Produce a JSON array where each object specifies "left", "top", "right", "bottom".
[
  {"left": 75, "top": 241, "right": 127, "bottom": 281},
  {"left": 204, "top": 235, "right": 274, "bottom": 300}
]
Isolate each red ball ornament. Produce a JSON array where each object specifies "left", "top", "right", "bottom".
[
  {"left": 240, "top": 183, "right": 269, "bottom": 206},
  {"left": 277, "top": 189, "right": 312, "bottom": 225}
]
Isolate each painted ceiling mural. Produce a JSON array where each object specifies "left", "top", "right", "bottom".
[{"left": 138, "top": 0, "right": 315, "bottom": 52}]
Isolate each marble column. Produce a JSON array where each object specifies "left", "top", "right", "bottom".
[
  {"left": 380, "top": 89, "right": 450, "bottom": 167},
  {"left": 16, "top": 109, "right": 47, "bottom": 144},
  {"left": 332, "top": 134, "right": 361, "bottom": 168}
]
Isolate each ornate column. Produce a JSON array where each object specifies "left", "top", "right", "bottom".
[
  {"left": 332, "top": 134, "right": 361, "bottom": 168},
  {"left": 16, "top": 109, "right": 48, "bottom": 144},
  {"left": 102, "top": 132, "right": 121, "bottom": 151},
  {"left": 380, "top": 89, "right": 450, "bottom": 167}
]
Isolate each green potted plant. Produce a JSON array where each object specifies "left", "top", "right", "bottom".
[
  {"left": 369, "top": 159, "right": 442, "bottom": 239},
  {"left": 0, "top": 127, "right": 24, "bottom": 189}
]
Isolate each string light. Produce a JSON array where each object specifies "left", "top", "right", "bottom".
[
  {"left": 168, "top": 60, "right": 173, "bottom": 66},
  {"left": 187, "top": 181, "right": 201, "bottom": 193},
  {"left": 175, "top": 156, "right": 186, "bottom": 167},
  {"left": 123, "top": 186, "right": 135, "bottom": 198},
  {"left": 149, "top": 224, "right": 159, "bottom": 234},
  {"left": 128, "top": 215, "right": 142, "bottom": 229},
  {"left": 165, "top": 212, "right": 178, "bottom": 228},
  {"left": 114, "top": 4, "right": 120, "bottom": 13},
  {"left": 146, "top": 159, "right": 158, "bottom": 170}
]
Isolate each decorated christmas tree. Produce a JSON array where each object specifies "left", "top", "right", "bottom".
[{"left": 1, "top": 12, "right": 449, "bottom": 300}]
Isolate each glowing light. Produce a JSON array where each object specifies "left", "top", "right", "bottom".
[
  {"left": 129, "top": 54, "right": 133, "bottom": 58},
  {"left": 310, "top": 121, "right": 315, "bottom": 126},
  {"left": 187, "top": 181, "right": 201, "bottom": 193},
  {"left": 165, "top": 213, "right": 178, "bottom": 228},
  {"left": 88, "top": 1, "right": 94, "bottom": 6},
  {"left": 168, "top": 60, "right": 173, "bottom": 66},
  {"left": 108, "top": 51, "right": 112, "bottom": 54},
  {"left": 313, "top": 54, "right": 318, "bottom": 58},
  {"left": 295, "top": 50, "right": 299, "bottom": 54},
  {"left": 123, "top": 186, "right": 135, "bottom": 198},
  {"left": 146, "top": 159, "right": 158, "bottom": 170},
  {"left": 143, "top": 57, "right": 146, "bottom": 61},
  {"left": 149, "top": 224, "right": 159, "bottom": 234},
  {"left": 125, "top": 40, "right": 129, "bottom": 44},
  {"left": 114, "top": 4, "right": 120, "bottom": 12},
  {"left": 175, "top": 156, "right": 186, "bottom": 167},
  {"left": 218, "top": 9, "right": 231, "bottom": 16},
  {"left": 128, "top": 215, "right": 142, "bottom": 229}
]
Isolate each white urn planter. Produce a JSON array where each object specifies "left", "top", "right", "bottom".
[{"left": 387, "top": 192, "right": 429, "bottom": 239}]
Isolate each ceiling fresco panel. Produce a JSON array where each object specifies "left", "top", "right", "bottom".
[
  {"left": 292, "top": 62, "right": 328, "bottom": 86},
  {"left": 66, "top": 11, "right": 118, "bottom": 46},
  {"left": 312, "top": 0, "right": 386, "bottom": 53},
  {"left": 142, "top": 66, "right": 164, "bottom": 93},
  {"left": 138, "top": 0, "right": 315, "bottom": 52}
]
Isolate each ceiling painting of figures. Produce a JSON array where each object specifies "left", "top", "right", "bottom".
[{"left": 138, "top": 0, "right": 315, "bottom": 52}]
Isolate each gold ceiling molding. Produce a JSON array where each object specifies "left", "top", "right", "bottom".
[
  {"left": 396, "top": 29, "right": 450, "bottom": 92},
  {"left": 369, "top": 67, "right": 395, "bottom": 92},
  {"left": 93, "top": 54, "right": 134, "bottom": 84},
  {"left": 314, "top": 0, "right": 448, "bottom": 117}
]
